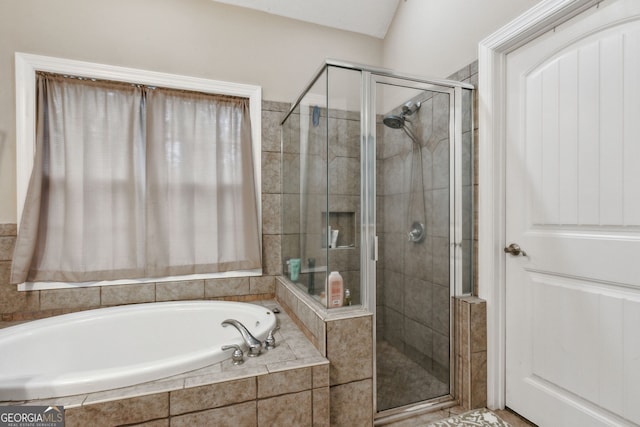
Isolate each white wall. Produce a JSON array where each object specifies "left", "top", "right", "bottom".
[
  {"left": 0, "top": 0, "right": 383, "bottom": 222},
  {"left": 383, "top": 0, "right": 542, "bottom": 78}
]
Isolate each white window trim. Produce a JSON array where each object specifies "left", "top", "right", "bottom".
[{"left": 15, "top": 52, "right": 263, "bottom": 291}]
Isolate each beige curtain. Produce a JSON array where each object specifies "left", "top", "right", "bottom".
[
  {"left": 11, "top": 73, "right": 261, "bottom": 284},
  {"left": 145, "top": 88, "right": 261, "bottom": 276}
]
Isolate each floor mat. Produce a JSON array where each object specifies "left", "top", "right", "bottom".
[{"left": 426, "top": 408, "right": 511, "bottom": 427}]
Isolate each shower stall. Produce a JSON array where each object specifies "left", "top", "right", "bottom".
[{"left": 280, "top": 60, "right": 474, "bottom": 416}]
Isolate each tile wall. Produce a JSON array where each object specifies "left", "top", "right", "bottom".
[
  {"left": 377, "top": 91, "right": 453, "bottom": 383},
  {"left": 454, "top": 296, "right": 487, "bottom": 409},
  {"left": 276, "top": 277, "right": 374, "bottom": 426}
]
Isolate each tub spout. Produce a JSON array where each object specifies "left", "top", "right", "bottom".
[{"left": 221, "top": 319, "right": 263, "bottom": 357}]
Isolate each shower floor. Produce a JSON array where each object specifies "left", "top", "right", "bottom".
[{"left": 376, "top": 340, "right": 449, "bottom": 412}]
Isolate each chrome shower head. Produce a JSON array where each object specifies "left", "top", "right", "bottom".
[
  {"left": 382, "top": 114, "right": 405, "bottom": 129},
  {"left": 383, "top": 100, "right": 422, "bottom": 130}
]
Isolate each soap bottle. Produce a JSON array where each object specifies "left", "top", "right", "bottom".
[
  {"left": 344, "top": 288, "right": 352, "bottom": 306},
  {"left": 327, "top": 271, "right": 344, "bottom": 308}
]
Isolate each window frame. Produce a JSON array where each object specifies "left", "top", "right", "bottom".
[{"left": 15, "top": 52, "right": 263, "bottom": 291}]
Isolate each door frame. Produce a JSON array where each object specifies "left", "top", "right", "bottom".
[{"left": 477, "top": 0, "right": 602, "bottom": 409}]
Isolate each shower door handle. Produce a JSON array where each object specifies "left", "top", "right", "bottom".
[
  {"left": 504, "top": 243, "right": 527, "bottom": 257},
  {"left": 372, "top": 235, "right": 379, "bottom": 261}
]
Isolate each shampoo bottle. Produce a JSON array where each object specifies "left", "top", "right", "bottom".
[{"left": 327, "top": 271, "right": 344, "bottom": 308}]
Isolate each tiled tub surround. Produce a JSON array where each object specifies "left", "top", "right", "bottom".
[
  {"left": 0, "top": 300, "right": 330, "bottom": 427},
  {"left": 277, "top": 277, "right": 374, "bottom": 426},
  {"left": 0, "top": 301, "right": 279, "bottom": 401}
]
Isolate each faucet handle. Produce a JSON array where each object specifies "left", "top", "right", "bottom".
[
  {"left": 221, "top": 344, "right": 244, "bottom": 365},
  {"left": 264, "top": 325, "right": 280, "bottom": 350}
]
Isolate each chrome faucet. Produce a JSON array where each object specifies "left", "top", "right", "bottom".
[{"left": 221, "top": 319, "right": 263, "bottom": 357}]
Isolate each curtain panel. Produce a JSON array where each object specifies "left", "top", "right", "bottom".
[{"left": 10, "top": 73, "right": 261, "bottom": 284}]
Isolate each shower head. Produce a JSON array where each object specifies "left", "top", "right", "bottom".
[
  {"left": 382, "top": 100, "right": 422, "bottom": 130},
  {"left": 383, "top": 100, "right": 422, "bottom": 144},
  {"left": 382, "top": 114, "right": 405, "bottom": 129}
]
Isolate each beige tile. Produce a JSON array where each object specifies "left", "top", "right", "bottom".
[
  {"left": 0, "top": 262, "right": 39, "bottom": 315},
  {"left": 262, "top": 100, "right": 289, "bottom": 114},
  {"left": 282, "top": 152, "right": 300, "bottom": 193},
  {"left": 262, "top": 193, "right": 281, "bottom": 235},
  {"left": 262, "top": 151, "right": 281, "bottom": 194},
  {"left": 186, "top": 365, "right": 267, "bottom": 389},
  {"left": 40, "top": 287, "right": 100, "bottom": 310},
  {"left": 0, "top": 260, "right": 10, "bottom": 284},
  {"left": 170, "top": 377, "right": 255, "bottom": 415},
  {"left": 101, "top": 283, "right": 155, "bottom": 306},
  {"left": 459, "top": 299, "right": 470, "bottom": 358},
  {"left": 297, "top": 299, "right": 322, "bottom": 339},
  {"left": 84, "top": 378, "right": 185, "bottom": 406},
  {"left": 275, "top": 279, "right": 291, "bottom": 308},
  {"left": 171, "top": 401, "right": 256, "bottom": 427},
  {"left": 262, "top": 109, "right": 285, "bottom": 153},
  {"left": 204, "top": 277, "right": 250, "bottom": 298},
  {"left": 282, "top": 194, "right": 301, "bottom": 235},
  {"left": 326, "top": 316, "right": 373, "bottom": 385},
  {"left": 470, "top": 351, "right": 487, "bottom": 409},
  {"left": 262, "top": 234, "right": 282, "bottom": 276},
  {"left": 0, "top": 224, "right": 17, "bottom": 237},
  {"left": 0, "top": 236, "right": 15, "bottom": 261},
  {"left": 329, "top": 379, "right": 373, "bottom": 427},
  {"left": 257, "top": 366, "right": 311, "bottom": 398},
  {"left": 455, "top": 353, "right": 463, "bottom": 405},
  {"left": 461, "top": 354, "right": 470, "bottom": 409},
  {"left": 126, "top": 419, "right": 169, "bottom": 427},
  {"left": 258, "top": 390, "right": 312, "bottom": 427},
  {"left": 250, "top": 276, "right": 275, "bottom": 295},
  {"left": 313, "top": 386, "right": 330, "bottom": 427},
  {"left": 470, "top": 300, "right": 487, "bottom": 353},
  {"left": 65, "top": 393, "right": 168, "bottom": 427},
  {"left": 155, "top": 280, "right": 204, "bottom": 301},
  {"left": 312, "top": 363, "right": 330, "bottom": 388}
]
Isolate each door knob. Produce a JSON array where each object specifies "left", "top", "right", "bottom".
[{"left": 504, "top": 243, "right": 527, "bottom": 257}]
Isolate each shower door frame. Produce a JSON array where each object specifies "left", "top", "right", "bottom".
[{"left": 361, "top": 67, "right": 472, "bottom": 417}]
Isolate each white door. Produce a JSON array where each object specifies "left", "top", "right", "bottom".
[{"left": 505, "top": 1, "right": 640, "bottom": 425}]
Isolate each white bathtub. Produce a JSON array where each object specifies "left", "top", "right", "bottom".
[{"left": 0, "top": 300, "right": 277, "bottom": 401}]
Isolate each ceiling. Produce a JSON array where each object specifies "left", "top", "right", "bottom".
[{"left": 210, "top": 0, "right": 401, "bottom": 39}]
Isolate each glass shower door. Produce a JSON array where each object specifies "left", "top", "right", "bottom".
[{"left": 373, "top": 77, "right": 455, "bottom": 412}]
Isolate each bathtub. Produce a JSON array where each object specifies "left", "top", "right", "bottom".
[{"left": 0, "top": 300, "right": 277, "bottom": 401}]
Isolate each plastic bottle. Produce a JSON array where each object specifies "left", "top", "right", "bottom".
[
  {"left": 327, "top": 271, "right": 344, "bottom": 308},
  {"left": 344, "top": 288, "right": 352, "bottom": 306}
]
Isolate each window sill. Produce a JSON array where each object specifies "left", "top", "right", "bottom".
[{"left": 17, "top": 269, "right": 263, "bottom": 291}]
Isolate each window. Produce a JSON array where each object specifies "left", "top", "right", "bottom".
[{"left": 13, "top": 53, "right": 262, "bottom": 290}]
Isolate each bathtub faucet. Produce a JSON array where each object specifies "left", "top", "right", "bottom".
[{"left": 221, "top": 319, "right": 263, "bottom": 357}]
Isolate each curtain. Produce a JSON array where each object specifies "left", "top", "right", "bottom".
[
  {"left": 145, "top": 88, "right": 261, "bottom": 276},
  {"left": 10, "top": 73, "right": 261, "bottom": 284}
]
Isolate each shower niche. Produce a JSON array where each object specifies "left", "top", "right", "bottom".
[
  {"left": 322, "top": 211, "right": 356, "bottom": 249},
  {"left": 280, "top": 60, "right": 473, "bottom": 415}
]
